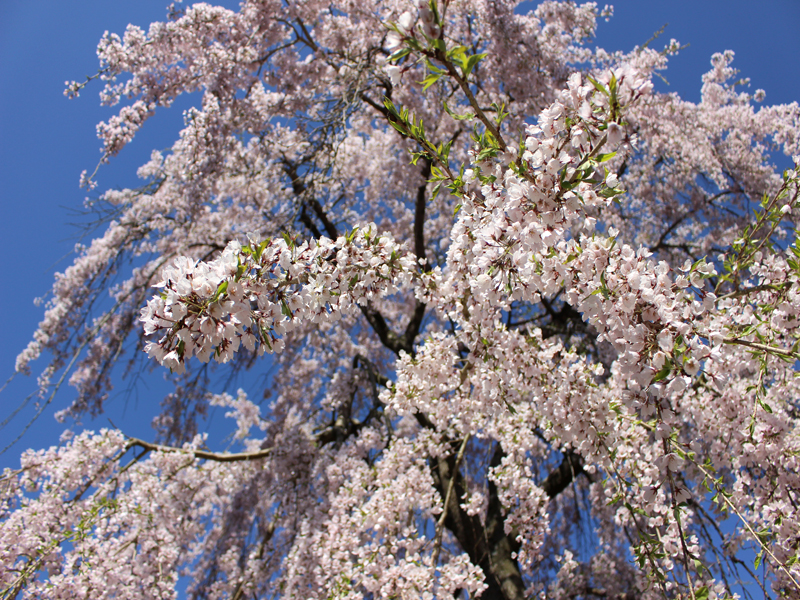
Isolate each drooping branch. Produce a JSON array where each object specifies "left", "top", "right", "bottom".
[
  {"left": 353, "top": 354, "right": 390, "bottom": 389},
  {"left": 359, "top": 304, "right": 406, "bottom": 355},
  {"left": 299, "top": 205, "right": 323, "bottom": 239},
  {"left": 723, "top": 338, "right": 800, "bottom": 361},
  {"left": 313, "top": 357, "right": 391, "bottom": 448}
]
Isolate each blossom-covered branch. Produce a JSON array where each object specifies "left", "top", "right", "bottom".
[{"left": 140, "top": 225, "right": 417, "bottom": 372}]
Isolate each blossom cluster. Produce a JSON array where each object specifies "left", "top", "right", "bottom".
[{"left": 140, "top": 225, "right": 416, "bottom": 372}]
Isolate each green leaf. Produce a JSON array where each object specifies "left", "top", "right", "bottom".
[
  {"left": 253, "top": 239, "right": 268, "bottom": 262},
  {"left": 490, "top": 101, "right": 509, "bottom": 126},
  {"left": 476, "top": 147, "right": 498, "bottom": 161},
  {"left": 389, "top": 120, "right": 408, "bottom": 136},
  {"left": 387, "top": 47, "right": 412, "bottom": 63},
  {"left": 447, "top": 44, "right": 467, "bottom": 63},
  {"left": 462, "top": 52, "right": 487, "bottom": 78},
  {"left": 428, "top": 0, "right": 440, "bottom": 25},
  {"left": 561, "top": 178, "right": 580, "bottom": 191},
  {"left": 599, "top": 270, "right": 610, "bottom": 298},
  {"left": 441, "top": 140, "right": 452, "bottom": 161},
  {"left": 409, "top": 150, "right": 425, "bottom": 166},
  {"left": 212, "top": 280, "right": 228, "bottom": 302},
  {"left": 383, "top": 97, "right": 399, "bottom": 116},
  {"left": 596, "top": 151, "right": 617, "bottom": 162},
  {"left": 405, "top": 37, "right": 423, "bottom": 52},
  {"left": 261, "top": 331, "right": 273, "bottom": 351},
  {"left": 443, "top": 100, "right": 474, "bottom": 121},
  {"left": 586, "top": 75, "right": 608, "bottom": 96},
  {"left": 652, "top": 363, "right": 672, "bottom": 382},
  {"left": 690, "top": 257, "right": 708, "bottom": 272},
  {"left": 419, "top": 73, "right": 442, "bottom": 91}
]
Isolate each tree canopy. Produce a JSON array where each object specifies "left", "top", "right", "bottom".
[{"left": 3, "top": 1, "right": 800, "bottom": 598}]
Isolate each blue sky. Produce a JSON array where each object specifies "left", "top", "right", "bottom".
[{"left": 1, "top": 0, "right": 799, "bottom": 464}]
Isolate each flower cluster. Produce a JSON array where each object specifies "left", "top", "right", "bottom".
[{"left": 140, "top": 225, "right": 416, "bottom": 372}]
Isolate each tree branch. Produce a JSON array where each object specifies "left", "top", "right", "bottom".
[
  {"left": 126, "top": 438, "right": 272, "bottom": 463},
  {"left": 541, "top": 451, "right": 589, "bottom": 499}
]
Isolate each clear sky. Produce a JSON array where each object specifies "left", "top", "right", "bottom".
[{"left": 1, "top": 0, "right": 799, "bottom": 465}]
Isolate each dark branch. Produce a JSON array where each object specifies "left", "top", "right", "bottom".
[
  {"left": 485, "top": 444, "right": 526, "bottom": 600},
  {"left": 542, "top": 451, "right": 589, "bottom": 499},
  {"left": 401, "top": 158, "right": 432, "bottom": 354},
  {"left": 282, "top": 158, "right": 339, "bottom": 239},
  {"left": 429, "top": 442, "right": 525, "bottom": 600},
  {"left": 414, "top": 158, "right": 432, "bottom": 269},
  {"left": 359, "top": 304, "right": 404, "bottom": 355},
  {"left": 299, "top": 205, "right": 322, "bottom": 239},
  {"left": 309, "top": 196, "right": 339, "bottom": 239}
]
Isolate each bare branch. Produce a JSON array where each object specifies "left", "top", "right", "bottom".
[{"left": 126, "top": 437, "right": 272, "bottom": 463}]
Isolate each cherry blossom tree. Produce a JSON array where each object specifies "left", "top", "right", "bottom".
[{"left": 3, "top": 1, "right": 800, "bottom": 598}]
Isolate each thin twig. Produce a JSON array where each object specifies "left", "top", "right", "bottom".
[
  {"left": 723, "top": 338, "right": 799, "bottom": 361},
  {"left": 437, "top": 52, "right": 506, "bottom": 152},
  {"left": 716, "top": 284, "right": 783, "bottom": 301}
]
